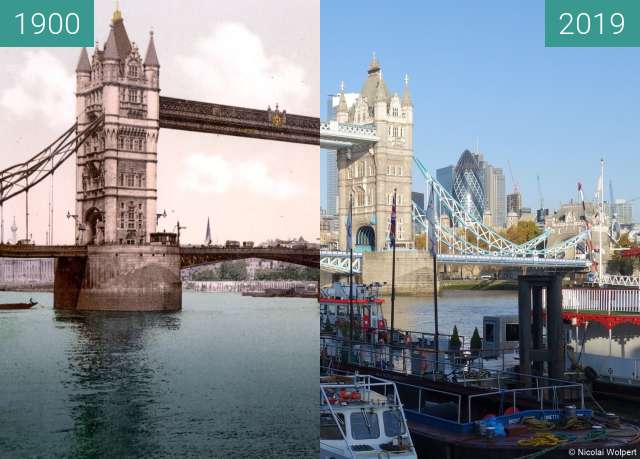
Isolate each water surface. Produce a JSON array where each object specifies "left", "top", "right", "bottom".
[{"left": 0, "top": 291, "right": 318, "bottom": 458}]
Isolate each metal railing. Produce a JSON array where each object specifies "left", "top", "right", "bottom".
[
  {"left": 467, "top": 382, "right": 585, "bottom": 423},
  {"left": 563, "top": 288, "right": 640, "bottom": 314}
]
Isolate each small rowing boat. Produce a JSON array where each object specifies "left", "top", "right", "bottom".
[{"left": 0, "top": 299, "right": 37, "bottom": 310}]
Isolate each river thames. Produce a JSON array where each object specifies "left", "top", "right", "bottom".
[{"left": 0, "top": 291, "right": 318, "bottom": 458}]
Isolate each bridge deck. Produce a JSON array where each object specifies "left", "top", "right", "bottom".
[
  {"left": 159, "top": 97, "right": 319, "bottom": 145},
  {"left": 0, "top": 245, "right": 320, "bottom": 269}
]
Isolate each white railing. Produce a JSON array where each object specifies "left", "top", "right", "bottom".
[
  {"left": 184, "top": 280, "right": 315, "bottom": 293},
  {"left": 599, "top": 274, "right": 640, "bottom": 288},
  {"left": 320, "top": 251, "right": 362, "bottom": 274},
  {"left": 563, "top": 288, "right": 640, "bottom": 314}
]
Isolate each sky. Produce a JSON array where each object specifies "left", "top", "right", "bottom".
[
  {"left": 320, "top": 1, "right": 640, "bottom": 218},
  {"left": 0, "top": 0, "right": 319, "bottom": 245}
]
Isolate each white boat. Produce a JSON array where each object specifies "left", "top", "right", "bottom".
[{"left": 320, "top": 373, "right": 417, "bottom": 459}]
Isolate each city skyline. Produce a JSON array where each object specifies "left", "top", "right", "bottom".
[
  {"left": 0, "top": 0, "right": 320, "bottom": 245},
  {"left": 320, "top": 1, "right": 640, "bottom": 223}
]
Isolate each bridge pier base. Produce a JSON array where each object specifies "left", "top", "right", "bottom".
[{"left": 54, "top": 245, "right": 182, "bottom": 311}]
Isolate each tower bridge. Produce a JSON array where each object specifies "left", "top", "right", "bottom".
[
  {"left": 319, "top": 55, "right": 592, "bottom": 280},
  {"left": 0, "top": 7, "right": 318, "bottom": 311}
]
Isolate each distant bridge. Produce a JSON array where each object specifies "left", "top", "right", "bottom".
[{"left": 0, "top": 245, "right": 319, "bottom": 269}]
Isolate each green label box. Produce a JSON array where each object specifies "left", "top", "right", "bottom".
[
  {"left": 0, "top": 0, "right": 94, "bottom": 47},
  {"left": 546, "top": 0, "right": 640, "bottom": 47}
]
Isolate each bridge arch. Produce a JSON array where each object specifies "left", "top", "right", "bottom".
[
  {"left": 84, "top": 207, "right": 104, "bottom": 245},
  {"left": 355, "top": 225, "right": 375, "bottom": 252}
]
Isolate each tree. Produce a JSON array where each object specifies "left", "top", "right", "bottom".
[
  {"left": 607, "top": 233, "right": 639, "bottom": 275},
  {"left": 470, "top": 327, "right": 482, "bottom": 351},
  {"left": 501, "top": 221, "right": 542, "bottom": 245},
  {"left": 449, "top": 325, "right": 461, "bottom": 350},
  {"left": 218, "top": 260, "right": 248, "bottom": 280}
]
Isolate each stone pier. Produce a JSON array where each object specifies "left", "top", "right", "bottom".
[
  {"left": 362, "top": 251, "right": 435, "bottom": 296},
  {"left": 54, "top": 245, "right": 181, "bottom": 311}
]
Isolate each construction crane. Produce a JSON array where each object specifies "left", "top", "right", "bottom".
[
  {"left": 507, "top": 160, "right": 519, "bottom": 193},
  {"left": 536, "top": 174, "right": 544, "bottom": 210}
]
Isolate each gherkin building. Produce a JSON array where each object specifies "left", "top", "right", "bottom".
[{"left": 453, "top": 150, "right": 485, "bottom": 221}]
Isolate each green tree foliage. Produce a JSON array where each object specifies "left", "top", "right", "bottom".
[
  {"left": 470, "top": 327, "right": 482, "bottom": 351},
  {"left": 218, "top": 260, "right": 248, "bottom": 280},
  {"left": 501, "top": 221, "right": 542, "bottom": 245},
  {"left": 192, "top": 269, "right": 220, "bottom": 281},
  {"left": 449, "top": 325, "right": 461, "bottom": 349},
  {"left": 607, "top": 233, "right": 639, "bottom": 275}
]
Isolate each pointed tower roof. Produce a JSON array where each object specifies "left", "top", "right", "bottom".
[
  {"left": 144, "top": 31, "right": 160, "bottom": 67},
  {"left": 337, "top": 81, "right": 348, "bottom": 113},
  {"left": 104, "top": 3, "right": 131, "bottom": 61},
  {"left": 76, "top": 47, "right": 91, "bottom": 73},
  {"left": 103, "top": 26, "right": 120, "bottom": 60},
  {"left": 368, "top": 51, "right": 380, "bottom": 74},
  {"left": 361, "top": 53, "right": 388, "bottom": 103},
  {"left": 205, "top": 217, "right": 212, "bottom": 245},
  {"left": 402, "top": 74, "right": 412, "bottom": 106},
  {"left": 375, "top": 71, "right": 386, "bottom": 102}
]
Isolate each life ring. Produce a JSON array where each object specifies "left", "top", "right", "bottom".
[{"left": 584, "top": 366, "right": 598, "bottom": 382}]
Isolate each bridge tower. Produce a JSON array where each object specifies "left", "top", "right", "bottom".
[
  {"left": 75, "top": 6, "right": 160, "bottom": 245},
  {"left": 336, "top": 54, "right": 414, "bottom": 252},
  {"left": 55, "top": 6, "right": 180, "bottom": 311}
]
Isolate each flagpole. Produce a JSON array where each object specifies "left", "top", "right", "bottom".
[
  {"left": 432, "top": 243, "right": 439, "bottom": 375},
  {"left": 427, "top": 182, "right": 440, "bottom": 375},
  {"left": 390, "top": 190, "right": 397, "bottom": 335},
  {"left": 599, "top": 159, "right": 604, "bottom": 284},
  {"left": 348, "top": 194, "right": 354, "bottom": 343}
]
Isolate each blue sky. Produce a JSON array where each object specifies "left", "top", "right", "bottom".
[{"left": 320, "top": 1, "right": 640, "bottom": 217}]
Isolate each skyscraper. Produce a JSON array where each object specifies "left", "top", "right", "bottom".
[
  {"left": 436, "top": 165, "right": 454, "bottom": 196},
  {"left": 507, "top": 192, "right": 522, "bottom": 215},
  {"left": 483, "top": 165, "right": 506, "bottom": 228},
  {"left": 611, "top": 199, "right": 633, "bottom": 225},
  {"left": 453, "top": 150, "right": 484, "bottom": 221}
]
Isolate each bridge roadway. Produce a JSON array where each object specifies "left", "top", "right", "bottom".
[
  {"left": 0, "top": 244, "right": 320, "bottom": 269},
  {"left": 159, "top": 97, "right": 320, "bottom": 146}
]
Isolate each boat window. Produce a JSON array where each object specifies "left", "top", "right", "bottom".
[
  {"left": 505, "top": 323, "right": 519, "bottom": 342},
  {"left": 484, "top": 323, "right": 495, "bottom": 343},
  {"left": 320, "top": 413, "right": 345, "bottom": 440},
  {"left": 383, "top": 409, "right": 406, "bottom": 437},
  {"left": 350, "top": 410, "right": 380, "bottom": 440}
]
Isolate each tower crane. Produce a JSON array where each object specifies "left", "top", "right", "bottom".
[
  {"left": 536, "top": 174, "right": 544, "bottom": 210},
  {"left": 507, "top": 160, "right": 519, "bottom": 194}
]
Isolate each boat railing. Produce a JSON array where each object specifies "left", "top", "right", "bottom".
[
  {"left": 321, "top": 335, "right": 521, "bottom": 380},
  {"left": 322, "top": 337, "right": 584, "bottom": 394},
  {"left": 563, "top": 287, "right": 640, "bottom": 315},
  {"left": 320, "top": 371, "right": 412, "bottom": 458},
  {"left": 467, "top": 382, "right": 585, "bottom": 423}
]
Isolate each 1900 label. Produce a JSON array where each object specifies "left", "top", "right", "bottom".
[{"left": 0, "top": 0, "right": 93, "bottom": 47}]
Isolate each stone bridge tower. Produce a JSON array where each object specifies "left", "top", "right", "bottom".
[
  {"left": 57, "top": 7, "right": 181, "bottom": 312},
  {"left": 75, "top": 6, "right": 160, "bottom": 245},
  {"left": 337, "top": 54, "right": 414, "bottom": 252}
]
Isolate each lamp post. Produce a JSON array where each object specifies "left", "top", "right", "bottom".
[
  {"left": 67, "top": 211, "right": 81, "bottom": 245},
  {"left": 156, "top": 209, "right": 167, "bottom": 225}
]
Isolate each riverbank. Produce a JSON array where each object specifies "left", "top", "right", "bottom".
[{"left": 440, "top": 279, "right": 518, "bottom": 292}]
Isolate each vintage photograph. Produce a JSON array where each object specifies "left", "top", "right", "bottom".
[{"left": 0, "top": 1, "right": 319, "bottom": 457}]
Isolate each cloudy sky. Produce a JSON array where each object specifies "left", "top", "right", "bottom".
[{"left": 0, "top": 0, "right": 319, "bottom": 245}]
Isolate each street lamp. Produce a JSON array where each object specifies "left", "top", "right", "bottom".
[
  {"left": 156, "top": 209, "right": 167, "bottom": 224},
  {"left": 67, "top": 211, "right": 82, "bottom": 245}
]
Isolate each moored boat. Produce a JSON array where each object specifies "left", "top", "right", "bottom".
[{"left": 320, "top": 372, "right": 417, "bottom": 459}]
